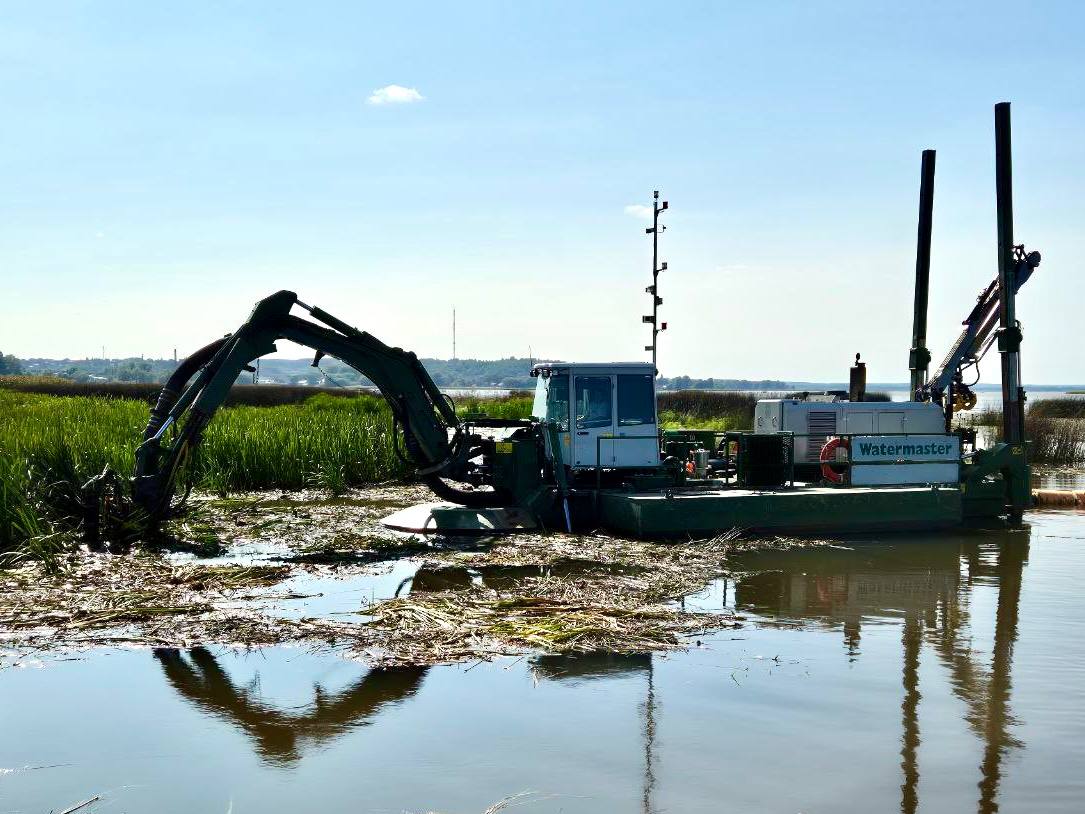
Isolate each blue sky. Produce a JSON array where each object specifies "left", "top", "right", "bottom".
[{"left": 2, "top": 1, "right": 1083, "bottom": 382}]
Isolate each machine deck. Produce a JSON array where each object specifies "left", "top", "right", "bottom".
[{"left": 595, "top": 484, "right": 963, "bottom": 537}]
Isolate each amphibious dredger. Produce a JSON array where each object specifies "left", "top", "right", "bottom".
[{"left": 117, "top": 103, "right": 1041, "bottom": 539}]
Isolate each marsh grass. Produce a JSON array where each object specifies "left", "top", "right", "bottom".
[
  {"left": 1025, "top": 415, "right": 1085, "bottom": 465},
  {"left": 1029, "top": 397, "right": 1085, "bottom": 420},
  {"left": 455, "top": 393, "right": 533, "bottom": 420},
  {"left": 0, "top": 390, "right": 408, "bottom": 558},
  {"left": 962, "top": 397, "right": 1085, "bottom": 464},
  {"left": 0, "top": 375, "right": 368, "bottom": 406},
  {"left": 656, "top": 390, "right": 760, "bottom": 431}
]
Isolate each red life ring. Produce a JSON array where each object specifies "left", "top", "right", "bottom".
[{"left": 819, "top": 437, "right": 849, "bottom": 484}]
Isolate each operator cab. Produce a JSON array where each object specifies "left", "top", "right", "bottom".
[{"left": 530, "top": 362, "right": 658, "bottom": 469}]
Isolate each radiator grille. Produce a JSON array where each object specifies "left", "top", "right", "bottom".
[{"left": 806, "top": 410, "right": 838, "bottom": 461}]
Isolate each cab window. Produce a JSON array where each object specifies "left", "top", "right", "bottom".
[
  {"left": 575, "top": 376, "right": 613, "bottom": 429},
  {"left": 531, "top": 376, "right": 548, "bottom": 420},
  {"left": 543, "top": 374, "right": 570, "bottom": 431},
  {"left": 617, "top": 374, "right": 656, "bottom": 426}
]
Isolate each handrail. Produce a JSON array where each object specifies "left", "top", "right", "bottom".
[{"left": 719, "top": 430, "right": 961, "bottom": 488}]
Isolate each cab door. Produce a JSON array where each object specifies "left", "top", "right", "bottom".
[
  {"left": 615, "top": 373, "right": 659, "bottom": 466},
  {"left": 572, "top": 374, "right": 616, "bottom": 467}
]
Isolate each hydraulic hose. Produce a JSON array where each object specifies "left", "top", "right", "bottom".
[
  {"left": 142, "top": 336, "right": 231, "bottom": 442},
  {"left": 423, "top": 473, "right": 511, "bottom": 508},
  {"left": 401, "top": 425, "right": 510, "bottom": 508}
]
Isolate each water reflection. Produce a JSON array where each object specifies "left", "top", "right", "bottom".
[
  {"left": 154, "top": 647, "right": 427, "bottom": 765},
  {"left": 532, "top": 652, "right": 657, "bottom": 814},
  {"left": 733, "top": 532, "right": 1029, "bottom": 814},
  {"left": 149, "top": 532, "right": 1035, "bottom": 812}
]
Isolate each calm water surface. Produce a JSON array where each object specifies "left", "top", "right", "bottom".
[{"left": 2, "top": 510, "right": 1084, "bottom": 813}]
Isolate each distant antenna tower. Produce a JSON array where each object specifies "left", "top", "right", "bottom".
[
  {"left": 642, "top": 190, "right": 668, "bottom": 375},
  {"left": 452, "top": 307, "right": 457, "bottom": 360}
]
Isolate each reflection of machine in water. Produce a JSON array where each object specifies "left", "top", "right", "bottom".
[
  {"left": 156, "top": 645, "right": 662, "bottom": 812},
  {"left": 734, "top": 533, "right": 1029, "bottom": 814},
  {"left": 532, "top": 651, "right": 658, "bottom": 814},
  {"left": 153, "top": 647, "right": 427, "bottom": 765},
  {"left": 736, "top": 541, "right": 966, "bottom": 657}
]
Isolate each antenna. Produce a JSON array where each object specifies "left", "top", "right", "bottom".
[
  {"left": 641, "top": 190, "right": 668, "bottom": 375},
  {"left": 452, "top": 307, "right": 457, "bottom": 360}
]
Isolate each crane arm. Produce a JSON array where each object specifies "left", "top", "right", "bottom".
[
  {"left": 132, "top": 290, "right": 507, "bottom": 522},
  {"left": 923, "top": 247, "right": 1040, "bottom": 400}
]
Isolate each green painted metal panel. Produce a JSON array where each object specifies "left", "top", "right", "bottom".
[{"left": 596, "top": 485, "right": 964, "bottom": 538}]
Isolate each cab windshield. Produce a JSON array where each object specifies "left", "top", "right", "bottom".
[{"left": 532, "top": 374, "right": 569, "bottom": 431}]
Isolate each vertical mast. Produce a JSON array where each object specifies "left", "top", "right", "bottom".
[
  {"left": 994, "top": 102, "right": 1023, "bottom": 444},
  {"left": 909, "top": 150, "right": 936, "bottom": 399},
  {"left": 643, "top": 191, "right": 668, "bottom": 375}
]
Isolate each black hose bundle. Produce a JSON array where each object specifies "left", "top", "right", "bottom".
[{"left": 142, "top": 337, "right": 231, "bottom": 442}]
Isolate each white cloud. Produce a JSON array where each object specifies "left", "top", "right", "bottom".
[
  {"left": 624, "top": 204, "right": 652, "bottom": 219},
  {"left": 367, "top": 84, "right": 424, "bottom": 105}
]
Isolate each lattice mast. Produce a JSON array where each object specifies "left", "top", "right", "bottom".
[{"left": 643, "top": 191, "right": 668, "bottom": 375}]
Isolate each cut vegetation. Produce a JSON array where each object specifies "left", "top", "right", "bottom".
[{"left": 0, "top": 494, "right": 778, "bottom": 666}]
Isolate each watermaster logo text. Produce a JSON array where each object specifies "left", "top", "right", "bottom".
[{"left": 857, "top": 441, "right": 954, "bottom": 458}]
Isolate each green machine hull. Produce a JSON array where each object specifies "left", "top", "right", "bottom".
[
  {"left": 483, "top": 428, "right": 1029, "bottom": 540},
  {"left": 595, "top": 484, "right": 965, "bottom": 538}
]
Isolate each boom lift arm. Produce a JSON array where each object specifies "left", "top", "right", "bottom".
[
  {"left": 132, "top": 290, "right": 517, "bottom": 523},
  {"left": 919, "top": 246, "right": 1040, "bottom": 417}
]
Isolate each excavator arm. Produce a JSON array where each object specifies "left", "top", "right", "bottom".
[
  {"left": 923, "top": 246, "right": 1040, "bottom": 404},
  {"left": 132, "top": 290, "right": 514, "bottom": 523}
]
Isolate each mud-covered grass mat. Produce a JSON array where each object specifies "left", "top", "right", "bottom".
[
  {"left": 0, "top": 555, "right": 360, "bottom": 654},
  {"left": 1, "top": 499, "right": 830, "bottom": 666}
]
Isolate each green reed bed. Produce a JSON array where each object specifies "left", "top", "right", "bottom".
[
  {"left": 0, "top": 390, "right": 409, "bottom": 558},
  {"left": 455, "top": 393, "right": 533, "bottom": 420},
  {"left": 0, "top": 375, "right": 367, "bottom": 407},
  {"left": 196, "top": 394, "right": 405, "bottom": 493},
  {"left": 656, "top": 390, "right": 760, "bottom": 431},
  {"left": 1029, "top": 397, "right": 1085, "bottom": 421},
  {"left": 961, "top": 397, "right": 1085, "bottom": 465}
]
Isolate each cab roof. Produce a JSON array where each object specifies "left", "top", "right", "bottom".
[{"left": 531, "top": 362, "right": 655, "bottom": 377}]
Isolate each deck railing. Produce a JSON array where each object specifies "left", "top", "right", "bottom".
[{"left": 589, "top": 430, "right": 962, "bottom": 490}]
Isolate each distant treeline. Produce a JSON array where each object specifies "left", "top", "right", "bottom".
[
  {"left": 0, "top": 376, "right": 362, "bottom": 407},
  {"left": 18, "top": 353, "right": 1079, "bottom": 392},
  {"left": 17, "top": 354, "right": 800, "bottom": 391}
]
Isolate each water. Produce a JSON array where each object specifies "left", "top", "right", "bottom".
[
  {"left": 721, "top": 388, "right": 1083, "bottom": 411},
  {"left": 3, "top": 511, "right": 1085, "bottom": 813},
  {"left": 880, "top": 389, "right": 1082, "bottom": 412}
]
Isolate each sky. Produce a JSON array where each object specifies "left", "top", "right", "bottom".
[{"left": 2, "top": 1, "right": 1084, "bottom": 384}]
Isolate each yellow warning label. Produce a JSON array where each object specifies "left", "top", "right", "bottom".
[{"left": 495, "top": 442, "right": 514, "bottom": 454}]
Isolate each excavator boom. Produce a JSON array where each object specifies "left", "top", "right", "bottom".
[{"left": 131, "top": 290, "right": 516, "bottom": 523}]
